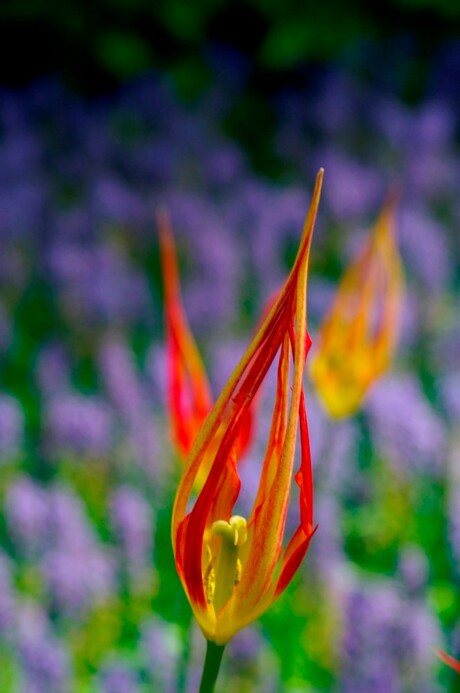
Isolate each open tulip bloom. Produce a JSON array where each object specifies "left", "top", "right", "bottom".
[
  {"left": 170, "top": 170, "right": 323, "bottom": 689},
  {"left": 309, "top": 196, "right": 404, "bottom": 419}
]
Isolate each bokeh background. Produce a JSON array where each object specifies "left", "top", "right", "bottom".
[{"left": 1, "top": 1, "right": 460, "bottom": 691}]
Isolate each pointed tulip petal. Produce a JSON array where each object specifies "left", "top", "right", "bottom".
[{"left": 157, "top": 209, "right": 213, "bottom": 458}]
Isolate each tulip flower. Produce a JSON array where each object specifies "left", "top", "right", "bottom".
[
  {"left": 172, "top": 170, "right": 322, "bottom": 691},
  {"left": 309, "top": 196, "right": 404, "bottom": 419},
  {"left": 158, "top": 210, "right": 254, "bottom": 487},
  {"left": 437, "top": 649, "right": 460, "bottom": 673}
]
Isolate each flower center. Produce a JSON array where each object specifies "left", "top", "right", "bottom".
[{"left": 207, "top": 515, "right": 247, "bottom": 613}]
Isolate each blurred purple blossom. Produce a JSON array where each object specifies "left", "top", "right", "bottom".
[
  {"left": 46, "top": 486, "right": 97, "bottom": 549},
  {"left": 227, "top": 627, "right": 262, "bottom": 667},
  {"left": 141, "top": 617, "right": 181, "bottom": 692},
  {"left": 53, "top": 207, "right": 93, "bottom": 242},
  {"left": 398, "top": 288, "right": 421, "bottom": 353},
  {"left": 406, "top": 149, "right": 457, "bottom": 200},
  {"left": 224, "top": 626, "right": 268, "bottom": 689},
  {"left": 235, "top": 454, "right": 264, "bottom": 517},
  {"left": 226, "top": 180, "right": 316, "bottom": 300},
  {"left": 366, "top": 375, "right": 447, "bottom": 474},
  {"left": 431, "top": 322, "right": 460, "bottom": 374},
  {"left": 341, "top": 580, "right": 440, "bottom": 692},
  {"left": 375, "top": 98, "right": 454, "bottom": 156},
  {"left": 249, "top": 185, "right": 311, "bottom": 289},
  {"left": 306, "top": 71, "right": 361, "bottom": 136},
  {"left": 99, "top": 338, "right": 158, "bottom": 472},
  {"left": 0, "top": 395, "right": 24, "bottom": 459},
  {"left": 310, "top": 493, "right": 345, "bottom": 580},
  {"left": 0, "top": 551, "right": 15, "bottom": 637},
  {"left": 91, "top": 174, "right": 145, "bottom": 226},
  {"left": 308, "top": 396, "right": 357, "bottom": 483},
  {"left": 99, "top": 663, "right": 139, "bottom": 693},
  {"left": 5, "top": 476, "right": 48, "bottom": 554},
  {"left": 45, "top": 392, "right": 114, "bottom": 457},
  {"left": 48, "top": 242, "right": 150, "bottom": 325},
  {"left": 110, "top": 485, "right": 153, "bottom": 573},
  {"left": 37, "top": 486, "right": 116, "bottom": 614},
  {"left": 307, "top": 278, "right": 336, "bottom": 327},
  {"left": 35, "top": 343, "right": 71, "bottom": 396},
  {"left": 373, "top": 98, "right": 415, "bottom": 149},
  {"left": 43, "top": 544, "right": 115, "bottom": 615},
  {"left": 100, "top": 339, "right": 147, "bottom": 416},
  {"left": 412, "top": 102, "right": 455, "bottom": 150},
  {"left": 17, "top": 603, "right": 71, "bottom": 693},
  {"left": 318, "top": 151, "right": 382, "bottom": 220},
  {"left": 165, "top": 192, "right": 241, "bottom": 329},
  {"left": 397, "top": 545, "right": 430, "bottom": 596},
  {"left": 203, "top": 142, "right": 245, "bottom": 187},
  {"left": 145, "top": 343, "right": 167, "bottom": 405},
  {"left": 439, "top": 372, "right": 460, "bottom": 421},
  {"left": 19, "top": 642, "right": 71, "bottom": 693},
  {"left": 0, "top": 180, "right": 47, "bottom": 239},
  {"left": 0, "top": 129, "right": 42, "bottom": 179},
  {"left": 399, "top": 206, "right": 452, "bottom": 290}
]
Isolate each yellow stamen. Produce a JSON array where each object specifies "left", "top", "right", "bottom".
[
  {"left": 204, "top": 545, "right": 216, "bottom": 605},
  {"left": 211, "top": 515, "right": 247, "bottom": 613}
]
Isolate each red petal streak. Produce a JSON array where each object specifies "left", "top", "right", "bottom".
[
  {"left": 275, "top": 392, "right": 316, "bottom": 597},
  {"left": 234, "top": 259, "right": 311, "bottom": 617},
  {"left": 182, "top": 296, "right": 294, "bottom": 607},
  {"left": 248, "top": 336, "right": 290, "bottom": 525},
  {"left": 437, "top": 650, "right": 460, "bottom": 673},
  {"left": 158, "top": 210, "right": 213, "bottom": 458}
]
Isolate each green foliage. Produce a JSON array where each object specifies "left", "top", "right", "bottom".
[
  {"left": 0, "top": 647, "right": 20, "bottom": 693},
  {"left": 259, "top": 9, "right": 374, "bottom": 67},
  {"left": 95, "top": 31, "right": 152, "bottom": 79},
  {"left": 1, "top": 0, "right": 459, "bottom": 98},
  {"left": 392, "top": 0, "right": 460, "bottom": 17}
]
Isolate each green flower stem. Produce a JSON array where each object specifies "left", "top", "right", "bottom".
[{"left": 199, "top": 640, "right": 225, "bottom": 693}]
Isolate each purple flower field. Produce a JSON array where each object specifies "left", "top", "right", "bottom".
[{"left": 1, "top": 54, "right": 460, "bottom": 690}]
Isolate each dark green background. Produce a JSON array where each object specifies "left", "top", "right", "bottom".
[{"left": 1, "top": 0, "right": 459, "bottom": 100}]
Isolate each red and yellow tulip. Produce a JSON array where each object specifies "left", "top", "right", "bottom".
[
  {"left": 309, "top": 197, "right": 404, "bottom": 419},
  {"left": 171, "top": 170, "right": 323, "bottom": 645}
]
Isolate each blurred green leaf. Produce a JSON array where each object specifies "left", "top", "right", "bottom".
[
  {"left": 260, "top": 10, "right": 374, "bottom": 67},
  {"left": 391, "top": 0, "right": 460, "bottom": 17},
  {"left": 168, "top": 59, "right": 212, "bottom": 102},
  {"left": 429, "top": 581, "right": 458, "bottom": 625},
  {"left": 96, "top": 31, "right": 153, "bottom": 79}
]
